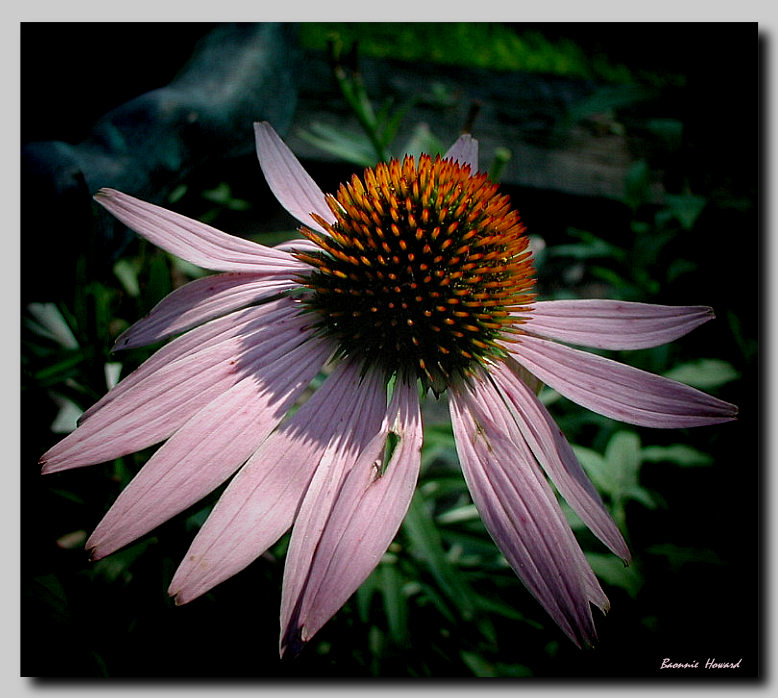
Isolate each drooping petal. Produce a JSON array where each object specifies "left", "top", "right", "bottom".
[
  {"left": 489, "top": 359, "right": 629, "bottom": 561},
  {"left": 41, "top": 303, "right": 315, "bottom": 472},
  {"left": 450, "top": 376, "right": 604, "bottom": 647},
  {"left": 86, "top": 336, "right": 332, "bottom": 559},
  {"left": 443, "top": 133, "right": 479, "bottom": 171},
  {"left": 113, "top": 272, "right": 300, "bottom": 350},
  {"left": 79, "top": 298, "right": 299, "bottom": 425},
  {"left": 94, "top": 188, "right": 299, "bottom": 272},
  {"left": 280, "top": 379, "right": 423, "bottom": 656},
  {"left": 507, "top": 334, "right": 739, "bottom": 428},
  {"left": 455, "top": 371, "right": 609, "bottom": 616},
  {"left": 525, "top": 300, "right": 714, "bottom": 350},
  {"left": 168, "top": 361, "right": 386, "bottom": 605},
  {"left": 254, "top": 121, "right": 336, "bottom": 234}
]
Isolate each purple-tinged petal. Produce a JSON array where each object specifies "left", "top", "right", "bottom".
[
  {"left": 453, "top": 372, "right": 609, "bottom": 616},
  {"left": 443, "top": 133, "right": 479, "bottom": 171},
  {"left": 79, "top": 298, "right": 301, "bottom": 425},
  {"left": 41, "top": 305, "right": 316, "bottom": 472},
  {"left": 254, "top": 121, "right": 336, "bottom": 234},
  {"left": 95, "top": 189, "right": 299, "bottom": 272},
  {"left": 525, "top": 300, "right": 714, "bottom": 350},
  {"left": 450, "top": 376, "right": 605, "bottom": 647},
  {"left": 489, "top": 359, "right": 629, "bottom": 561},
  {"left": 86, "top": 336, "right": 331, "bottom": 559},
  {"left": 113, "top": 272, "right": 300, "bottom": 350},
  {"left": 507, "top": 334, "right": 739, "bottom": 428},
  {"left": 168, "top": 361, "right": 386, "bottom": 605},
  {"left": 280, "top": 379, "right": 423, "bottom": 656}
]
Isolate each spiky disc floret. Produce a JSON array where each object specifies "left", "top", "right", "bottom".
[{"left": 294, "top": 152, "right": 535, "bottom": 394}]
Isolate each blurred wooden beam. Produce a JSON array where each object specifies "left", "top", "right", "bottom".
[{"left": 288, "top": 52, "right": 663, "bottom": 202}]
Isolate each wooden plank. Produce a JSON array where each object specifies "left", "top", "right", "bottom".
[{"left": 287, "top": 53, "right": 660, "bottom": 202}]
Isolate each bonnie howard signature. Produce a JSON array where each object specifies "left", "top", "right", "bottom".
[{"left": 660, "top": 658, "right": 743, "bottom": 670}]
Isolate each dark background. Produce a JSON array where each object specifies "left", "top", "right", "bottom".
[{"left": 20, "top": 22, "right": 760, "bottom": 680}]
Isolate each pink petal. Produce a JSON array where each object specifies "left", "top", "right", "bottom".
[
  {"left": 272, "top": 238, "right": 321, "bottom": 254},
  {"left": 450, "top": 377, "right": 605, "bottom": 647},
  {"left": 444, "top": 133, "right": 479, "bottom": 171},
  {"left": 86, "top": 336, "right": 332, "bottom": 559},
  {"left": 488, "top": 359, "right": 629, "bottom": 561},
  {"left": 254, "top": 121, "right": 336, "bottom": 234},
  {"left": 80, "top": 298, "right": 300, "bottom": 425},
  {"left": 280, "top": 379, "right": 423, "bottom": 656},
  {"left": 113, "top": 272, "right": 300, "bottom": 350},
  {"left": 94, "top": 189, "right": 299, "bottom": 272},
  {"left": 41, "top": 305, "right": 316, "bottom": 472},
  {"left": 168, "top": 361, "right": 386, "bottom": 605},
  {"left": 507, "top": 334, "right": 739, "bottom": 428},
  {"left": 525, "top": 300, "right": 714, "bottom": 350}
]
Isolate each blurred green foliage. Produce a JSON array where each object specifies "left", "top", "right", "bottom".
[{"left": 299, "top": 23, "right": 684, "bottom": 87}]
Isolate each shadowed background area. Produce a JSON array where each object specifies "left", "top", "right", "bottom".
[{"left": 21, "top": 22, "right": 758, "bottom": 679}]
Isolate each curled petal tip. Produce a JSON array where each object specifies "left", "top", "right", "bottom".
[
  {"left": 86, "top": 536, "right": 108, "bottom": 561},
  {"left": 167, "top": 588, "right": 184, "bottom": 606},
  {"left": 93, "top": 187, "right": 116, "bottom": 201},
  {"left": 40, "top": 459, "right": 58, "bottom": 476},
  {"left": 111, "top": 335, "right": 131, "bottom": 352},
  {"left": 280, "top": 629, "right": 306, "bottom": 660}
]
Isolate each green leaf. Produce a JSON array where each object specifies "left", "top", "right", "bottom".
[
  {"left": 91, "top": 540, "right": 153, "bottom": 584},
  {"left": 296, "top": 122, "right": 377, "bottom": 166},
  {"left": 494, "top": 662, "right": 533, "bottom": 677},
  {"left": 33, "top": 351, "right": 86, "bottom": 385},
  {"left": 576, "top": 431, "right": 658, "bottom": 522},
  {"left": 375, "top": 95, "right": 414, "bottom": 151},
  {"left": 48, "top": 391, "right": 84, "bottom": 434},
  {"left": 460, "top": 650, "right": 498, "bottom": 677},
  {"left": 605, "top": 431, "right": 642, "bottom": 483},
  {"left": 564, "top": 85, "right": 657, "bottom": 130},
  {"left": 379, "top": 561, "right": 410, "bottom": 644},
  {"left": 201, "top": 182, "right": 251, "bottom": 210},
  {"left": 585, "top": 553, "right": 643, "bottom": 598},
  {"left": 113, "top": 258, "right": 141, "bottom": 297},
  {"left": 646, "top": 118, "right": 683, "bottom": 148},
  {"left": 28, "top": 574, "right": 70, "bottom": 624},
  {"left": 25, "top": 303, "right": 79, "bottom": 349},
  {"left": 474, "top": 593, "right": 538, "bottom": 625},
  {"left": 167, "top": 254, "right": 208, "bottom": 279},
  {"left": 355, "top": 565, "right": 380, "bottom": 624},
  {"left": 436, "top": 503, "right": 479, "bottom": 525},
  {"left": 642, "top": 444, "right": 714, "bottom": 467},
  {"left": 623, "top": 159, "right": 652, "bottom": 210},
  {"left": 488, "top": 147, "right": 512, "bottom": 182},
  {"left": 664, "top": 193, "right": 707, "bottom": 230},
  {"left": 550, "top": 228, "right": 627, "bottom": 262},
  {"left": 399, "top": 123, "right": 445, "bottom": 161},
  {"left": 571, "top": 445, "right": 612, "bottom": 495},
  {"left": 402, "top": 493, "right": 477, "bottom": 619},
  {"left": 663, "top": 359, "right": 739, "bottom": 389},
  {"left": 646, "top": 543, "right": 724, "bottom": 571},
  {"left": 147, "top": 252, "right": 173, "bottom": 307},
  {"left": 619, "top": 485, "right": 657, "bottom": 510}
]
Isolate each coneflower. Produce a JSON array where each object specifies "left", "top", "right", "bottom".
[{"left": 40, "top": 122, "right": 737, "bottom": 656}]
